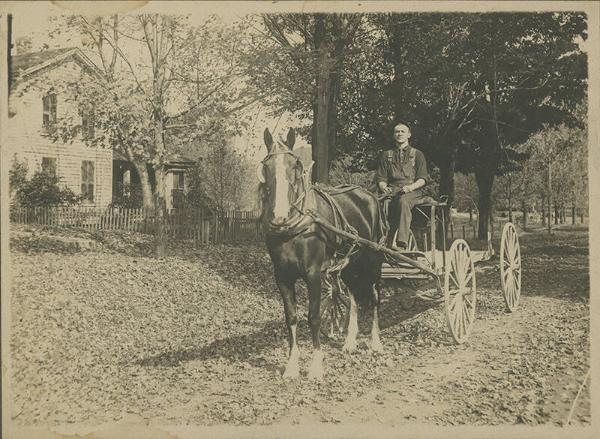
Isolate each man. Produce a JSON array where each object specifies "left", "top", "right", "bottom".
[{"left": 376, "top": 121, "right": 428, "bottom": 249}]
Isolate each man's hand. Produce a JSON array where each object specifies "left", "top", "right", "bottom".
[
  {"left": 401, "top": 184, "right": 412, "bottom": 194},
  {"left": 379, "top": 182, "right": 392, "bottom": 194}
]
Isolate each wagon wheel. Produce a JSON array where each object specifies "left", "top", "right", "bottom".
[
  {"left": 320, "top": 276, "right": 350, "bottom": 339},
  {"left": 444, "top": 239, "right": 476, "bottom": 344},
  {"left": 500, "top": 222, "right": 521, "bottom": 312}
]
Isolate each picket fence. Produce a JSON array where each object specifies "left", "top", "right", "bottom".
[{"left": 10, "top": 206, "right": 263, "bottom": 245}]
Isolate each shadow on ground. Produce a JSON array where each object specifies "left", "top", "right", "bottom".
[{"left": 136, "top": 319, "right": 284, "bottom": 370}]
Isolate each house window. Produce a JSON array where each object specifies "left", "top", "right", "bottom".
[
  {"left": 81, "top": 107, "right": 95, "bottom": 140},
  {"left": 81, "top": 160, "right": 95, "bottom": 202},
  {"left": 42, "top": 92, "right": 57, "bottom": 128},
  {"left": 41, "top": 157, "right": 57, "bottom": 177},
  {"left": 172, "top": 171, "right": 185, "bottom": 208},
  {"left": 172, "top": 171, "right": 185, "bottom": 191}
]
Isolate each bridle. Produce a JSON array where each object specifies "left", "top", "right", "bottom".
[{"left": 257, "top": 148, "right": 313, "bottom": 233}]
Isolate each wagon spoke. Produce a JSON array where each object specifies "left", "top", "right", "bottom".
[
  {"left": 464, "top": 269, "right": 473, "bottom": 287},
  {"left": 449, "top": 290, "right": 461, "bottom": 311},
  {"left": 451, "top": 248, "right": 459, "bottom": 275},
  {"left": 453, "top": 300, "right": 462, "bottom": 334},
  {"left": 460, "top": 304, "right": 469, "bottom": 337},
  {"left": 449, "top": 271, "right": 460, "bottom": 288},
  {"left": 463, "top": 294, "right": 473, "bottom": 310},
  {"left": 462, "top": 249, "right": 471, "bottom": 276},
  {"left": 463, "top": 300, "right": 472, "bottom": 326}
]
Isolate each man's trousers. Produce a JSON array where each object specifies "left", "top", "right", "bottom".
[{"left": 387, "top": 190, "right": 423, "bottom": 246}]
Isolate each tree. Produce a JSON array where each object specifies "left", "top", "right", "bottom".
[
  {"left": 48, "top": 14, "right": 259, "bottom": 209},
  {"left": 253, "top": 14, "right": 362, "bottom": 183},
  {"left": 516, "top": 119, "right": 587, "bottom": 232},
  {"left": 337, "top": 12, "right": 586, "bottom": 238},
  {"left": 187, "top": 140, "right": 251, "bottom": 211}
]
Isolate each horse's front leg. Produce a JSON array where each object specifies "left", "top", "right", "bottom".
[
  {"left": 276, "top": 273, "right": 300, "bottom": 379},
  {"left": 342, "top": 290, "right": 359, "bottom": 353},
  {"left": 306, "top": 268, "right": 324, "bottom": 380}
]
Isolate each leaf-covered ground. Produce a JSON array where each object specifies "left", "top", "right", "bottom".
[{"left": 8, "top": 224, "right": 590, "bottom": 428}]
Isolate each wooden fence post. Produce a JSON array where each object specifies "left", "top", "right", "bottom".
[{"left": 155, "top": 195, "right": 167, "bottom": 258}]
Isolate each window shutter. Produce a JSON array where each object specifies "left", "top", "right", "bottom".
[
  {"left": 81, "top": 160, "right": 95, "bottom": 202},
  {"left": 42, "top": 157, "right": 57, "bottom": 176}
]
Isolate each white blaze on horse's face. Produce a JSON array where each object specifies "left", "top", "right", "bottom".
[{"left": 273, "top": 152, "right": 291, "bottom": 221}]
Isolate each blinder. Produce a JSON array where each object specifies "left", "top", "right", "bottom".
[{"left": 256, "top": 149, "right": 305, "bottom": 188}]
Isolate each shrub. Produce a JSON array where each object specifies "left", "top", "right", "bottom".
[
  {"left": 111, "top": 182, "right": 143, "bottom": 209},
  {"left": 15, "top": 171, "right": 81, "bottom": 207},
  {"left": 9, "top": 156, "right": 28, "bottom": 197}
]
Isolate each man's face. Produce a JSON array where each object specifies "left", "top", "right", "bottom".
[{"left": 394, "top": 124, "right": 411, "bottom": 145}]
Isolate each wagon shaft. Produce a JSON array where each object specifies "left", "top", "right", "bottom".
[{"left": 308, "top": 211, "right": 437, "bottom": 276}]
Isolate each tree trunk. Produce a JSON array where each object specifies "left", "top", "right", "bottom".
[
  {"left": 522, "top": 201, "right": 528, "bottom": 229},
  {"left": 547, "top": 163, "right": 552, "bottom": 234},
  {"left": 475, "top": 170, "right": 494, "bottom": 240},
  {"left": 572, "top": 205, "right": 576, "bottom": 225},
  {"left": 554, "top": 205, "right": 559, "bottom": 225},
  {"left": 155, "top": 166, "right": 166, "bottom": 201},
  {"left": 541, "top": 196, "right": 546, "bottom": 226},
  {"left": 312, "top": 17, "right": 331, "bottom": 184},
  {"left": 134, "top": 162, "right": 154, "bottom": 210},
  {"left": 508, "top": 175, "right": 513, "bottom": 223},
  {"left": 327, "top": 60, "right": 341, "bottom": 168},
  {"left": 438, "top": 161, "right": 456, "bottom": 222}
]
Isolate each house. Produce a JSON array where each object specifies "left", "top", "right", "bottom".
[
  {"left": 8, "top": 46, "right": 197, "bottom": 210},
  {"left": 112, "top": 153, "right": 196, "bottom": 210},
  {"left": 7, "top": 47, "right": 113, "bottom": 207}
]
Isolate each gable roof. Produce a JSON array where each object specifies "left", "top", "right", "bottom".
[{"left": 11, "top": 47, "right": 103, "bottom": 84}]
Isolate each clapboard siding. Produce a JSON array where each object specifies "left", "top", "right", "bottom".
[{"left": 7, "top": 57, "right": 113, "bottom": 207}]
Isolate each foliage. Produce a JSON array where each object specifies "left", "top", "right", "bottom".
[
  {"left": 328, "top": 155, "right": 375, "bottom": 190},
  {"left": 247, "top": 14, "right": 363, "bottom": 182},
  {"left": 185, "top": 141, "right": 252, "bottom": 211},
  {"left": 9, "top": 156, "right": 28, "bottom": 198},
  {"left": 110, "top": 182, "right": 144, "bottom": 209},
  {"left": 13, "top": 171, "right": 81, "bottom": 207},
  {"left": 341, "top": 12, "right": 588, "bottom": 237},
  {"left": 183, "top": 165, "right": 213, "bottom": 210},
  {"left": 453, "top": 173, "right": 479, "bottom": 212},
  {"left": 46, "top": 14, "right": 260, "bottom": 208},
  {"left": 9, "top": 225, "right": 590, "bottom": 425}
]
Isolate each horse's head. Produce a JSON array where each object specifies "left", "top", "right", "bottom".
[{"left": 257, "top": 127, "right": 306, "bottom": 227}]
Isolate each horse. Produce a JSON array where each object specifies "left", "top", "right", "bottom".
[{"left": 257, "top": 127, "right": 386, "bottom": 379}]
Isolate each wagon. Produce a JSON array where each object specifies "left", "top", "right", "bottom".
[{"left": 316, "top": 195, "right": 522, "bottom": 344}]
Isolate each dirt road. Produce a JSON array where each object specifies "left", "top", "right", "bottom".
[{"left": 8, "top": 225, "right": 590, "bottom": 428}]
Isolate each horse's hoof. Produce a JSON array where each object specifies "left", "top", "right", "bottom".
[
  {"left": 307, "top": 351, "right": 324, "bottom": 380},
  {"left": 282, "top": 366, "right": 300, "bottom": 379},
  {"left": 307, "top": 364, "right": 324, "bottom": 381},
  {"left": 342, "top": 340, "right": 357, "bottom": 353},
  {"left": 371, "top": 338, "right": 384, "bottom": 353}
]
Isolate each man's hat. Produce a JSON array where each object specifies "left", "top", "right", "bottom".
[{"left": 393, "top": 118, "right": 413, "bottom": 131}]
